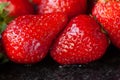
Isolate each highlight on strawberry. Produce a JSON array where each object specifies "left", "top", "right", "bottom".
[
  {"left": 2, "top": 13, "right": 68, "bottom": 64},
  {"left": 50, "top": 15, "right": 109, "bottom": 65},
  {"left": 0, "top": 0, "right": 35, "bottom": 63}
]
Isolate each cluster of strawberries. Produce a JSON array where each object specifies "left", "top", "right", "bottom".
[{"left": 0, "top": 0, "right": 119, "bottom": 65}]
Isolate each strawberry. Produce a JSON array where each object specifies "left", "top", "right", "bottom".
[
  {"left": 2, "top": 13, "right": 68, "bottom": 64},
  {"left": 0, "top": 0, "right": 34, "bottom": 17},
  {"left": 0, "top": 0, "right": 34, "bottom": 64},
  {"left": 50, "top": 15, "right": 108, "bottom": 65},
  {"left": 33, "top": 0, "right": 87, "bottom": 19},
  {"left": 92, "top": 0, "right": 120, "bottom": 48}
]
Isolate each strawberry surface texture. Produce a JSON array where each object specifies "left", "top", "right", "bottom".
[
  {"left": 0, "top": 0, "right": 119, "bottom": 64},
  {"left": 92, "top": 0, "right": 120, "bottom": 48},
  {"left": 2, "top": 13, "right": 68, "bottom": 64},
  {"left": 50, "top": 15, "right": 108, "bottom": 64},
  {"left": 33, "top": 0, "right": 87, "bottom": 18}
]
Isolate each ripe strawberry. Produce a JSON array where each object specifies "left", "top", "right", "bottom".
[
  {"left": 33, "top": 0, "right": 87, "bottom": 19},
  {"left": 92, "top": 0, "right": 120, "bottom": 48},
  {"left": 2, "top": 13, "right": 68, "bottom": 64},
  {"left": 0, "top": 0, "right": 34, "bottom": 17},
  {"left": 50, "top": 15, "right": 108, "bottom": 64}
]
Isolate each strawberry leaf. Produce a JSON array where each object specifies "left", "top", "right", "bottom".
[
  {"left": 0, "top": 2, "right": 13, "bottom": 34},
  {"left": 0, "top": 2, "right": 10, "bottom": 64},
  {"left": 0, "top": 22, "right": 7, "bottom": 34}
]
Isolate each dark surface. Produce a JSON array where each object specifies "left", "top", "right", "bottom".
[{"left": 0, "top": 45, "right": 120, "bottom": 80}]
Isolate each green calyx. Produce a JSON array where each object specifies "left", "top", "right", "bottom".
[
  {"left": 0, "top": 2, "right": 9, "bottom": 14},
  {"left": 0, "top": 2, "right": 13, "bottom": 34},
  {"left": 0, "top": 2, "right": 11, "bottom": 64}
]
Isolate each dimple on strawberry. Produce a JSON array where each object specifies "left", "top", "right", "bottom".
[
  {"left": 2, "top": 13, "right": 68, "bottom": 64},
  {"left": 50, "top": 15, "right": 109, "bottom": 65},
  {"left": 33, "top": 0, "right": 87, "bottom": 19},
  {"left": 92, "top": 0, "right": 120, "bottom": 48}
]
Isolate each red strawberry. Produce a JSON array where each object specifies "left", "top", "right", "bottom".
[
  {"left": 0, "top": 0, "right": 34, "bottom": 17},
  {"left": 33, "top": 0, "right": 87, "bottom": 19},
  {"left": 92, "top": 0, "right": 120, "bottom": 48},
  {"left": 2, "top": 13, "right": 68, "bottom": 64},
  {"left": 50, "top": 15, "right": 108, "bottom": 64}
]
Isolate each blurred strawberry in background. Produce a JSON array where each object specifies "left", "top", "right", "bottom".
[
  {"left": 0, "top": 0, "right": 35, "bottom": 33},
  {"left": 0, "top": 0, "right": 34, "bottom": 17},
  {"left": 33, "top": 0, "right": 87, "bottom": 19}
]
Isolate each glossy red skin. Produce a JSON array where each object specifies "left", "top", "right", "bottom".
[
  {"left": 2, "top": 13, "right": 68, "bottom": 64},
  {"left": 92, "top": 0, "right": 120, "bottom": 48},
  {"left": 51, "top": 15, "right": 108, "bottom": 65},
  {"left": 0, "top": 0, "right": 34, "bottom": 17},
  {"left": 35, "top": 0, "right": 87, "bottom": 19}
]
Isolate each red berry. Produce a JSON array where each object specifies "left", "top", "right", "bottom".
[
  {"left": 2, "top": 13, "right": 68, "bottom": 64},
  {"left": 34, "top": 0, "right": 87, "bottom": 19},
  {"left": 50, "top": 15, "right": 108, "bottom": 64},
  {"left": 92, "top": 0, "right": 120, "bottom": 48}
]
